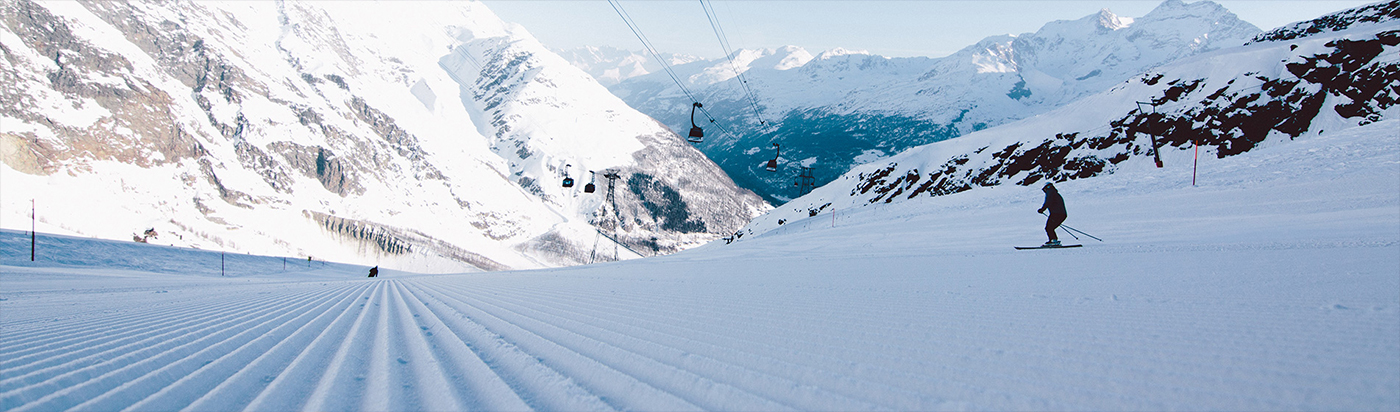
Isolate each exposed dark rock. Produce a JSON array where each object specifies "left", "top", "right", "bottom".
[
  {"left": 0, "top": 0, "right": 200, "bottom": 171},
  {"left": 268, "top": 142, "right": 363, "bottom": 196},
  {"left": 348, "top": 96, "right": 446, "bottom": 180},
  {"left": 198, "top": 158, "right": 255, "bottom": 208},
  {"left": 323, "top": 74, "right": 349, "bottom": 90},
  {"left": 1249, "top": 1, "right": 1400, "bottom": 44},
  {"left": 1007, "top": 79, "right": 1033, "bottom": 100}
]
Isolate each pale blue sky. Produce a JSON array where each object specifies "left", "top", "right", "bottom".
[{"left": 482, "top": 1, "right": 1381, "bottom": 58}]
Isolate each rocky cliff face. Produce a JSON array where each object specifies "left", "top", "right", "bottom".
[
  {"left": 0, "top": 0, "right": 767, "bottom": 272},
  {"left": 603, "top": 0, "right": 1260, "bottom": 204},
  {"left": 736, "top": 3, "right": 1399, "bottom": 238}
]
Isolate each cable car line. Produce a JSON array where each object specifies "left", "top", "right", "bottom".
[
  {"left": 699, "top": 0, "right": 771, "bottom": 133},
  {"left": 607, "top": 0, "right": 701, "bottom": 104},
  {"left": 697, "top": 0, "right": 786, "bottom": 179},
  {"left": 607, "top": 0, "right": 743, "bottom": 143}
]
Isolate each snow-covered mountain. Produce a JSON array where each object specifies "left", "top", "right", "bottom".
[
  {"left": 2, "top": 96, "right": 1396, "bottom": 410},
  {"left": 0, "top": 0, "right": 768, "bottom": 272},
  {"left": 737, "top": 0, "right": 1399, "bottom": 239},
  {"left": 553, "top": 46, "right": 703, "bottom": 87},
  {"left": 603, "top": 0, "right": 1261, "bottom": 204}
]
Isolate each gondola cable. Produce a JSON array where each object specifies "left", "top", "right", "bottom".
[
  {"left": 699, "top": 0, "right": 772, "bottom": 134},
  {"left": 607, "top": 0, "right": 701, "bottom": 104},
  {"left": 607, "top": 0, "right": 737, "bottom": 142}
]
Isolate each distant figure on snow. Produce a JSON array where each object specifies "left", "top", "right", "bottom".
[
  {"left": 368, "top": 266, "right": 379, "bottom": 278},
  {"left": 1038, "top": 183, "right": 1067, "bottom": 246}
]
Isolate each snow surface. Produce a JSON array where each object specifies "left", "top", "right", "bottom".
[{"left": 2, "top": 117, "right": 1396, "bottom": 410}]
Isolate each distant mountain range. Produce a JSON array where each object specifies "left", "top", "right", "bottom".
[
  {"left": 0, "top": 0, "right": 768, "bottom": 272},
  {"left": 735, "top": 0, "right": 1400, "bottom": 238},
  {"left": 577, "top": 0, "right": 1263, "bottom": 204},
  {"left": 552, "top": 45, "right": 703, "bottom": 87}
]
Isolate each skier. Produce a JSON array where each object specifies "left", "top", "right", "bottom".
[
  {"left": 1037, "top": 182, "right": 1067, "bottom": 246},
  {"left": 368, "top": 266, "right": 379, "bottom": 278}
]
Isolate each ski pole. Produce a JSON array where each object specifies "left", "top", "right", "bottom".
[
  {"left": 1064, "top": 225, "right": 1101, "bottom": 242},
  {"left": 1060, "top": 226, "right": 1081, "bottom": 240},
  {"left": 1040, "top": 211, "right": 1103, "bottom": 242}
]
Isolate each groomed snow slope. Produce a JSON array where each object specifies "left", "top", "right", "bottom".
[{"left": 1, "top": 120, "right": 1397, "bottom": 410}]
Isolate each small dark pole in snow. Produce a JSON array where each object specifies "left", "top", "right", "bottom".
[
  {"left": 831, "top": 207, "right": 836, "bottom": 228},
  {"left": 221, "top": 252, "right": 225, "bottom": 276},
  {"left": 283, "top": 257, "right": 286, "bottom": 271},
  {"left": 1193, "top": 138, "right": 1200, "bottom": 186},
  {"left": 30, "top": 199, "right": 35, "bottom": 262},
  {"left": 1136, "top": 101, "right": 1164, "bottom": 168}
]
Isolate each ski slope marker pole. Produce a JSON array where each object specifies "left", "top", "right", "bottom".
[
  {"left": 1193, "top": 138, "right": 1199, "bottom": 186},
  {"left": 31, "top": 199, "right": 35, "bottom": 262},
  {"left": 1136, "top": 101, "right": 1163, "bottom": 168}
]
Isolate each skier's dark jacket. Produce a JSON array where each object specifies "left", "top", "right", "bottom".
[{"left": 1041, "top": 188, "right": 1066, "bottom": 216}]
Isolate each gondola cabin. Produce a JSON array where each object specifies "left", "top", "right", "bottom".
[
  {"left": 688, "top": 126, "right": 704, "bottom": 143},
  {"left": 687, "top": 102, "right": 704, "bottom": 143},
  {"left": 764, "top": 143, "right": 780, "bottom": 172}
]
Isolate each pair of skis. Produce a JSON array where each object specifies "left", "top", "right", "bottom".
[{"left": 1015, "top": 244, "right": 1082, "bottom": 250}]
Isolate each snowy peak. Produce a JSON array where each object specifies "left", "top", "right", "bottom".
[
  {"left": 767, "top": 45, "right": 815, "bottom": 70},
  {"left": 552, "top": 45, "right": 703, "bottom": 86},
  {"left": 732, "top": 45, "right": 815, "bottom": 71},
  {"left": 1132, "top": 0, "right": 1257, "bottom": 50},
  {"left": 1034, "top": 8, "right": 1129, "bottom": 38},
  {"left": 813, "top": 47, "right": 871, "bottom": 60},
  {"left": 689, "top": 46, "right": 817, "bottom": 85},
  {"left": 1098, "top": 9, "right": 1131, "bottom": 31}
]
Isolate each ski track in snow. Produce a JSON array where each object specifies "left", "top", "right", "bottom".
[
  {"left": 2, "top": 244, "right": 1396, "bottom": 410},
  {"left": 2, "top": 123, "right": 1398, "bottom": 410}
]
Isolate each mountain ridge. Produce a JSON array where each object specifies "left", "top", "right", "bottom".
[
  {"left": 0, "top": 0, "right": 768, "bottom": 272},
  {"left": 597, "top": 0, "right": 1261, "bottom": 204},
  {"left": 733, "top": 1, "right": 1399, "bottom": 239}
]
